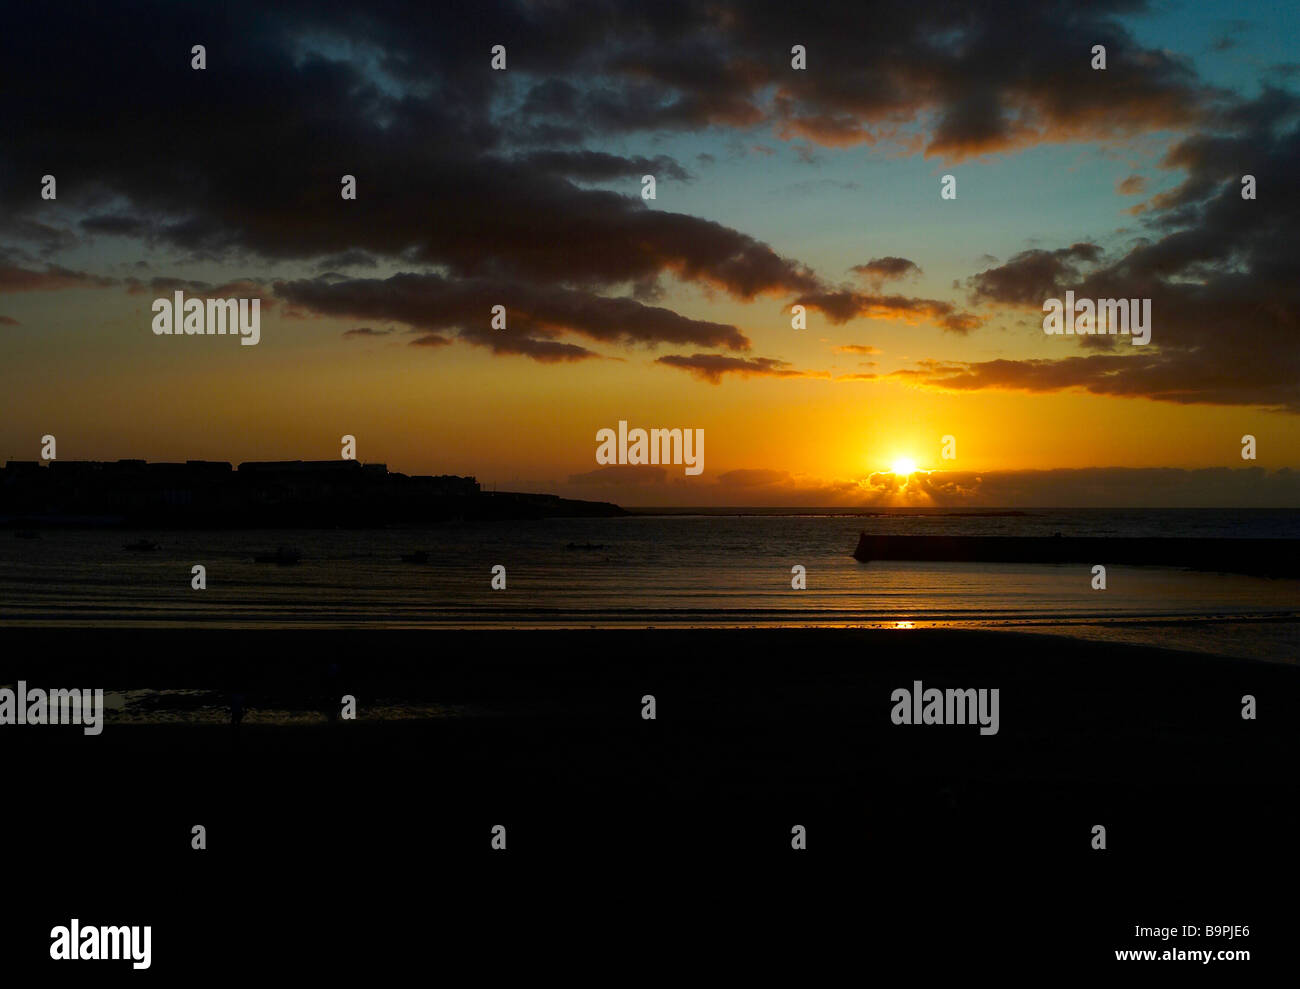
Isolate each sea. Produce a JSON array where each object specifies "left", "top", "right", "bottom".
[{"left": 2, "top": 508, "right": 1297, "bottom": 663}]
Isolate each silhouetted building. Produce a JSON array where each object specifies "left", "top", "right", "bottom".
[{"left": 0, "top": 457, "right": 610, "bottom": 527}]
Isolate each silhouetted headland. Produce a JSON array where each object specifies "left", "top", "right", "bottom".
[
  {"left": 853, "top": 531, "right": 1300, "bottom": 577},
  {"left": 0, "top": 458, "right": 625, "bottom": 528}
]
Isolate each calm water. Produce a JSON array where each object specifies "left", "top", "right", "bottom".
[{"left": 1, "top": 509, "right": 1297, "bottom": 661}]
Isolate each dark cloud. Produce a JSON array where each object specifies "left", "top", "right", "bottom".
[
  {"left": 0, "top": 264, "right": 115, "bottom": 293},
  {"left": 570, "top": 0, "right": 1210, "bottom": 159},
  {"left": 342, "top": 326, "right": 391, "bottom": 338},
  {"left": 655, "top": 353, "right": 829, "bottom": 383},
  {"left": 797, "top": 290, "right": 983, "bottom": 333},
  {"left": 966, "top": 244, "right": 1103, "bottom": 306},
  {"left": 315, "top": 250, "right": 378, "bottom": 272},
  {"left": 0, "top": 3, "right": 1224, "bottom": 299},
  {"left": 80, "top": 214, "right": 148, "bottom": 237},
  {"left": 410, "top": 334, "right": 454, "bottom": 348},
  {"left": 893, "top": 356, "right": 1152, "bottom": 394},
  {"left": 456, "top": 331, "right": 596, "bottom": 363},
  {"left": 1116, "top": 174, "right": 1147, "bottom": 195},
  {"left": 123, "top": 277, "right": 275, "bottom": 309},
  {"left": 943, "top": 88, "right": 1300, "bottom": 410},
  {"left": 851, "top": 257, "right": 921, "bottom": 283},
  {"left": 0, "top": 0, "right": 1288, "bottom": 400},
  {"left": 126, "top": 276, "right": 268, "bottom": 294},
  {"left": 516, "top": 150, "right": 691, "bottom": 182},
  {"left": 0, "top": 315, "right": 19, "bottom": 325},
  {"left": 0, "top": 2, "right": 826, "bottom": 321},
  {"left": 1, "top": 219, "right": 78, "bottom": 255},
  {"left": 276, "top": 272, "right": 749, "bottom": 361}
]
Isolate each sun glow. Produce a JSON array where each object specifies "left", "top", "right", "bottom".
[{"left": 891, "top": 457, "right": 918, "bottom": 476}]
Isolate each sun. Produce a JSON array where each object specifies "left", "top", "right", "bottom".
[{"left": 891, "top": 457, "right": 918, "bottom": 476}]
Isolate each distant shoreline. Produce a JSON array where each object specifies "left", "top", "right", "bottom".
[{"left": 0, "top": 457, "right": 627, "bottom": 527}]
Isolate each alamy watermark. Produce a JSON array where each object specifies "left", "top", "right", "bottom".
[
  {"left": 1043, "top": 291, "right": 1150, "bottom": 345},
  {"left": 50, "top": 920, "right": 150, "bottom": 969},
  {"left": 152, "top": 290, "right": 261, "bottom": 346},
  {"left": 890, "top": 680, "right": 999, "bottom": 735},
  {"left": 595, "top": 420, "right": 703, "bottom": 475},
  {"left": 0, "top": 682, "right": 103, "bottom": 735}
]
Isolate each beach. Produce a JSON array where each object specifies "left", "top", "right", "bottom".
[
  {"left": 8, "top": 627, "right": 1292, "bottom": 819},
  {"left": 3, "top": 516, "right": 1295, "bottom": 972},
  {"left": 5, "top": 626, "right": 1292, "bottom": 972}
]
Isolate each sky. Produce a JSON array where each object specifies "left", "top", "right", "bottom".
[{"left": 1, "top": 0, "right": 1298, "bottom": 506}]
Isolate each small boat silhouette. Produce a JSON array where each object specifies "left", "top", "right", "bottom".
[
  {"left": 13, "top": 529, "right": 39, "bottom": 540},
  {"left": 400, "top": 551, "right": 429, "bottom": 563},
  {"left": 123, "top": 538, "right": 159, "bottom": 551},
  {"left": 254, "top": 546, "right": 301, "bottom": 565},
  {"left": 565, "top": 542, "right": 605, "bottom": 550}
]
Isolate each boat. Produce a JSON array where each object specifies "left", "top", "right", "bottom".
[
  {"left": 400, "top": 551, "right": 429, "bottom": 563},
  {"left": 13, "top": 529, "right": 39, "bottom": 539},
  {"left": 123, "top": 538, "right": 159, "bottom": 551},
  {"left": 565, "top": 542, "right": 605, "bottom": 550},
  {"left": 254, "top": 546, "right": 301, "bottom": 565}
]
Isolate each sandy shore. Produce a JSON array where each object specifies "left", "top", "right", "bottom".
[
  {"left": 4, "top": 627, "right": 1292, "bottom": 972},
  {"left": 6, "top": 627, "right": 1292, "bottom": 814}
]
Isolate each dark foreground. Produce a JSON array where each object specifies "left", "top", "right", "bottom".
[{"left": 2, "top": 628, "right": 1294, "bottom": 978}]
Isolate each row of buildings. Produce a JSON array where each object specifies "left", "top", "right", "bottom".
[{"left": 0, "top": 459, "right": 482, "bottom": 525}]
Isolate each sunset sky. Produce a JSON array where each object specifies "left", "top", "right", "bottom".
[{"left": 2, "top": 1, "right": 1298, "bottom": 506}]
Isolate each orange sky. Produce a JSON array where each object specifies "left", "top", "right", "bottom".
[{"left": 2, "top": 289, "right": 1293, "bottom": 504}]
